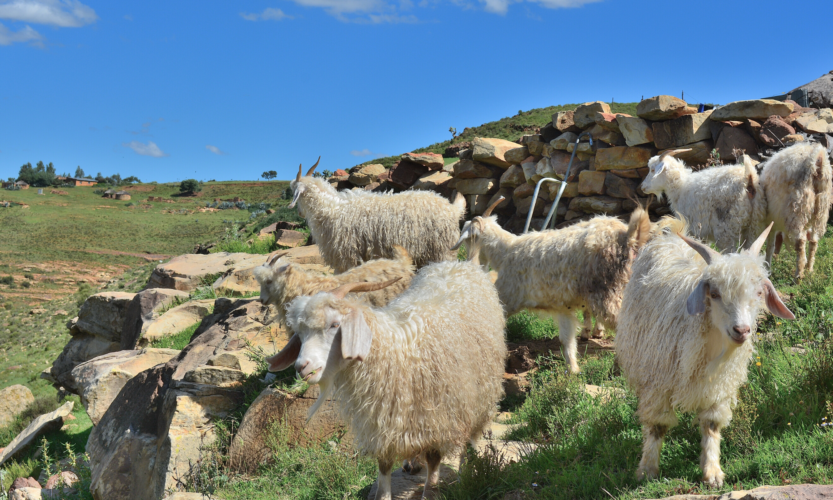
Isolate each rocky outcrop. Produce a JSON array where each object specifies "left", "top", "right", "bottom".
[
  {"left": 138, "top": 300, "right": 214, "bottom": 347},
  {"left": 69, "top": 348, "right": 180, "bottom": 425},
  {"left": 0, "top": 402, "right": 74, "bottom": 466},
  {"left": 85, "top": 298, "right": 289, "bottom": 500},
  {"left": 51, "top": 292, "right": 138, "bottom": 388},
  {"left": 120, "top": 288, "right": 190, "bottom": 350},
  {"left": 0, "top": 384, "right": 34, "bottom": 428},
  {"left": 650, "top": 484, "right": 833, "bottom": 500},
  {"left": 146, "top": 252, "right": 266, "bottom": 291},
  {"left": 228, "top": 385, "right": 345, "bottom": 473}
]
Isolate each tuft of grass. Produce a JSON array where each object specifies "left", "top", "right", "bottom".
[
  {"left": 506, "top": 310, "right": 558, "bottom": 342},
  {"left": 149, "top": 321, "right": 202, "bottom": 350}
]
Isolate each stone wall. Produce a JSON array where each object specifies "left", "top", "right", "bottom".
[{"left": 330, "top": 95, "right": 831, "bottom": 233}]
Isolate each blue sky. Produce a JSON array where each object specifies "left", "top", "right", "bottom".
[{"left": 1, "top": 0, "right": 830, "bottom": 183}]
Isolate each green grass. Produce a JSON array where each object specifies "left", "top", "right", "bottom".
[{"left": 148, "top": 321, "right": 202, "bottom": 350}]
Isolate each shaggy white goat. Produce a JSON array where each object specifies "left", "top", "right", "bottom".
[
  {"left": 265, "top": 261, "right": 506, "bottom": 500},
  {"left": 289, "top": 159, "right": 466, "bottom": 272},
  {"left": 641, "top": 149, "right": 767, "bottom": 252},
  {"left": 616, "top": 220, "right": 794, "bottom": 487},
  {"left": 452, "top": 197, "right": 650, "bottom": 373},
  {"left": 252, "top": 246, "right": 415, "bottom": 324},
  {"left": 759, "top": 142, "right": 832, "bottom": 280}
]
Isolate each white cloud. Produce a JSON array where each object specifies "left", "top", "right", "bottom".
[
  {"left": 0, "top": 0, "right": 98, "bottom": 28},
  {"left": 240, "top": 7, "right": 292, "bottom": 21},
  {"left": 205, "top": 145, "right": 227, "bottom": 155},
  {"left": 350, "top": 149, "right": 374, "bottom": 157},
  {"left": 289, "top": 0, "right": 384, "bottom": 13},
  {"left": 0, "top": 22, "right": 41, "bottom": 45},
  {"left": 477, "top": 0, "right": 600, "bottom": 14},
  {"left": 123, "top": 141, "right": 168, "bottom": 158}
]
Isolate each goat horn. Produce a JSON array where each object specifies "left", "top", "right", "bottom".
[
  {"left": 482, "top": 196, "right": 505, "bottom": 217},
  {"left": 746, "top": 221, "right": 774, "bottom": 257},
  {"left": 267, "top": 250, "right": 290, "bottom": 266},
  {"left": 677, "top": 232, "right": 720, "bottom": 265},
  {"left": 659, "top": 148, "right": 692, "bottom": 160},
  {"left": 305, "top": 156, "right": 321, "bottom": 177},
  {"left": 295, "top": 164, "right": 303, "bottom": 182},
  {"left": 328, "top": 277, "right": 402, "bottom": 300}
]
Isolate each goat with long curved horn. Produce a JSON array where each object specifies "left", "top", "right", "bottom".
[
  {"left": 482, "top": 196, "right": 505, "bottom": 218},
  {"left": 329, "top": 277, "right": 402, "bottom": 300},
  {"left": 658, "top": 148, "right": 692, "bottom": 160},
  {"left": 746, "top": 222, "right": 774, "bottom": 257},
  {"left": 295, "top": 164, "right": 303, "bottom": 182},
  {"left": 677, "top": 232, "right": 720, "bottom": 265},
  {"left": 305, "top": 156, "right": 321, "bottom": 177}
]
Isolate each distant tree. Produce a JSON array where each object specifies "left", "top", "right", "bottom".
[
  {"left": 123, "top": 176, "right": 141, "bottom": 184},
  {"left": 268, "top": 170, "right": 277, "bottom": 179},
  {"left": 321, "top": 169, "right": 333, "bottom": 178},
  {"left": 449, "top": 126, "right": 457, "bottom": 139},
  {"left": 107, "top": 173, "right": 122, "bottom": 186},
  {"left": 95, "top": 172, "right": 105, "bottom": 183},
  {"left": 180, "top": 179, "right": 201, "bottom": 194},
  {"left": 261, "top": 171, "right": 270, "bottom": 180},
  {"left": 75, "top": 166, "right": 85, "bottom": 178},
  {"left": 35, "top": 161, "right": 45, "bottom": 173},
  {"left": 46, "top": 162, "right": 55, "bottom": 175},
  {"left": 18, "top": 163, "right": 34, "bottom": 183}
]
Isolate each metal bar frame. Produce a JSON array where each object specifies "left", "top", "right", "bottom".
[{"left": 523, "top": 131, "right": 593, "bottom": 233}]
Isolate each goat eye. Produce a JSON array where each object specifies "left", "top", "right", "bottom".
[
  {"left": 331, "top": 322, "right": 340, "bottom": 329},
  {"left": 710, "top": 291, "right": 721, "bottom": 299}
]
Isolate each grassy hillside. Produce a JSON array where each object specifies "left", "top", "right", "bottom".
[{"left": 358, "top": 102, "right": 639, "bottom": 169}]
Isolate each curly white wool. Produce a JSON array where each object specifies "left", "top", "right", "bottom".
[
  {"left": 759, "top": 142, "right": 832, "bottom": 279},
  {"left": 454, "top": 206, "right": 650, "bottom": 373},
  {"left": 290, "top": 174, "right": 465, "bottom": 272},
  {"left": 641, "top": 151, "right": 767, "bottom": 252}
]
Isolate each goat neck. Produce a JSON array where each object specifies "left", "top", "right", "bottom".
[{"left": 475, "top": 216, "right": 515, "bottom": 270}]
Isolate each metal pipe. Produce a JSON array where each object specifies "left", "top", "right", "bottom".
[{"left": 523, "top": 131, "right": 593, "bottom": 233}]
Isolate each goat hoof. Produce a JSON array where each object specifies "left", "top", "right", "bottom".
[
  {"left": 636, "top": 466, "right": 658, "bottom": 482},
  {"left": 702, "top": 467, "right": 724, "bottom": 488}
]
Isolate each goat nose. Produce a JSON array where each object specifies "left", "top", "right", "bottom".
[
  {"left": 733, "top": 325, "right": 751, "bottom": 335},
  {"left": 296, "top": 359, "right": 309, "bottom": 372}
]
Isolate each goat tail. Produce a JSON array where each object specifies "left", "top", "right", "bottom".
[
  {"left": 391, "top": 245, "right": 413, "bottom": 266},
  {"left": 627, "top": 205, "right": 651, "bottom": 254}
]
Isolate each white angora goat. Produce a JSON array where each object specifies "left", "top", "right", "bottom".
[
  {"left": 265, "top": 261, "right": 506, "bottom": 500},
  {"left": 616, "top": 219, "right": 794, "bottom": 487}
]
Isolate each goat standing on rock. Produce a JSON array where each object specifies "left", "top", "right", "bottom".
[
  {"left": 289, "top": 158, "right": 466, "bottom": 272},
  {"left": 452, "top": 197, "right": 650, "bottom": 373},
  {"left": 265, "top": 261, "right": 506, "bottom": 500},
  {"left": 616, "top": 220, "right": 794, "bottom": 487}
]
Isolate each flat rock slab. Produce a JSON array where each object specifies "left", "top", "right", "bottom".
[
  {"left": 0, "top": 401, "right": 74, "bottom": 466},
  {"left": 0, "top": 384, "right": 34, "bottom": 428},
  {"left": 146, "top": 252, "right": 269, "bottom": 291},
  {"left": 652, "top": 484, "right": 833, "bottom": 500},
  {"left": 139, "top": 299, "right": 214, "bottom": 346}
]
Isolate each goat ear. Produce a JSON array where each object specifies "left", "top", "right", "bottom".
[
  {"left": 654, "top": 161, "right": 666, "bottom": 175},
  {"left": 763, "top": 279, "right": 795, "bottom": 320},
  {"left": 340, "top": 309, "right": 373, "bottom": 362},
  {"left": 686, "top": 280, "right": 708, "bottom": 316},
  {"left": 266, "top": 333, "right": 301, "bottom": 372}
]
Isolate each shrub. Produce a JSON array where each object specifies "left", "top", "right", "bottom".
[
  {"left": 75, "top": 282, "right": 94, "bottom": 308},
  {"left": 0, "top": 276, "right": 13, "bottom": 286},
  {"left": 180, "top": 179, "right": 201, "bottom": 194}
]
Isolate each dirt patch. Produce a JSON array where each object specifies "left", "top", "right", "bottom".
[
  {"left": 507, "top": 337, "right": 614, "bottom": 371},
  {"left": 50, "top": 190, "right": 69, "bottom": 195},
  {"left": 124, "top": 185, "right": 154, "bottom": 192},
  {"left": 83, "top": 250, "right": 171, "bottom": 261}
]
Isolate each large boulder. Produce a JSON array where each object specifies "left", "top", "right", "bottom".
[
  {"left": 759, "top": 115, "right": 796, "bottom": 146},
  {"left": 578, "top": 171, "right": 606, "bottom": 196},
  {"left": 388, "top": 160, "right": 427, "bottom": 190},
  {"left": 119, "top": 288, "right": 191, "bottom": 350},
  {"left": 455, "top": 178, "right": 497, "bottom": 196},
  {"left": 453, "top": 159, "right": 499, "bottom": 179},
  {"left": 70, "top": 348, "right": 180, "bottom": 425},
  {"left": 86, "top": 298, "right": 285, "bottom": 500},
  {"left": 349, "top": 164, "right": 386, "bottom": 186},
  {"left": 503, "top": 146, "right": 529, "bottom": 165},
  {"left": 139, "top": 300, "right": 214, "bottom": 347},
  {"left": 471, "top": 138, "right": 521, "bottom": 169},
  {"left": 637, "top": 95, "right": 688, "bottom": 121},
  {"left": 710, "top": 99, "right": 794, "bottom": 121},
  {"left": 410, "top": 170, "right": 452, "bottom": 194},
  {"left": 146, "top": 253, "right": 266, "bottom": 291},
  {"left": 499, "top": 165, "right": 526, "bottom": 189},
  {"left": 594, "top": 146, "right": 653, "bottom": 171},
  {"left": 228, "top": 385, "right": 345, "bottom": 472},
  {"left": 793, "top": 108, "right": 833, "bottom": 134},
  {"left": 617, "top": 116, "right": 654, "bottom": 146},
  {"left": 553, "top": 110, "right": 580, "bottom": 133},
  {"left": 568, "top": 196, "right": 623, "bottom": 214},
  {"left": 573, "top": 102, "right": 611, "bottom": 129},
  {"left": 715, "top": 126, "right": 759, "bottom": 161},
  {"left": 658, "top": 140, "right": 713, "bottom": 167},
  {"left": 51, "top": 292, "right": 139, "bottom": 388},
  {"left": 0, "top": 402, "right": 74, "bottom": 466},
  {"left": 400, "top": 152, "right": 443, "bottom": 170},
  {"left": 0, "top": 385, "right": 34, "bottom": 428},
  {"left": 604, "top": 173, "right": 639, "bottom": 199},
  {"left": 652, "top": 111, "right": 714, "bottom": 149}
]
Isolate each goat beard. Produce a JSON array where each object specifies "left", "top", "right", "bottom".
[{"left": 306, "top": 378, "right": 335, "bottom": 423}]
